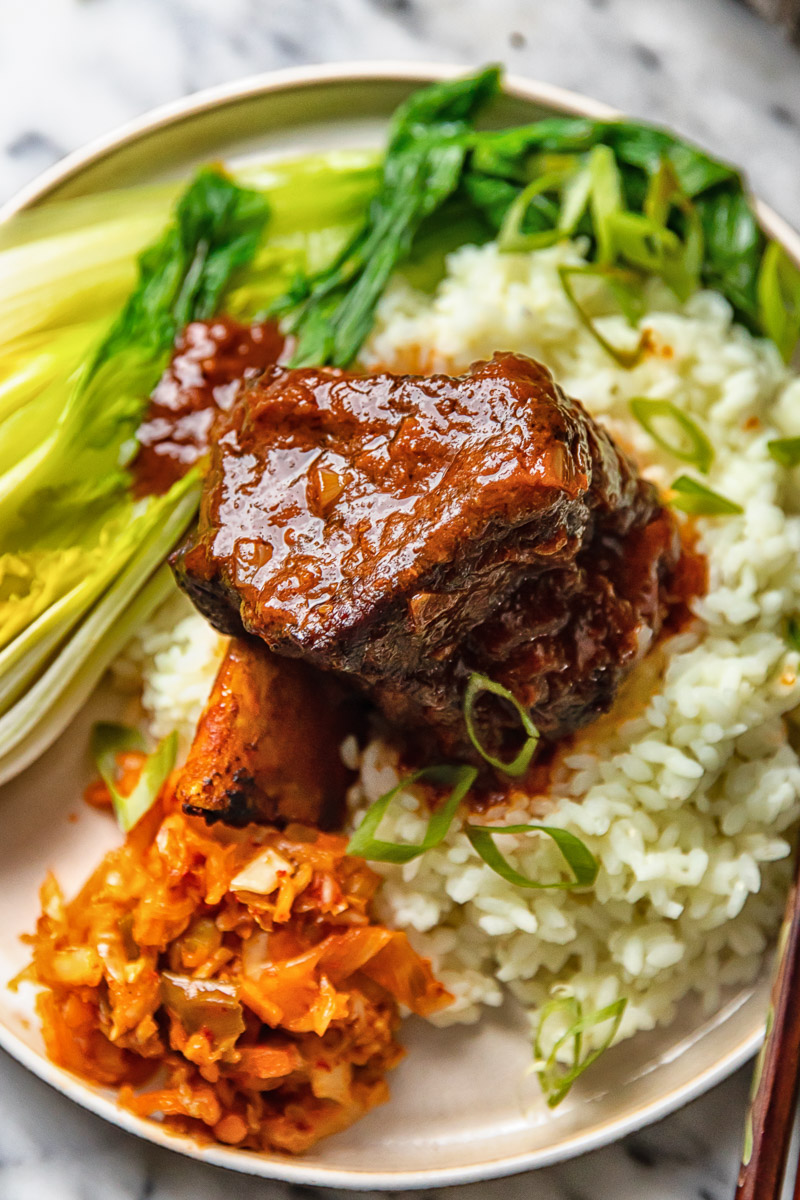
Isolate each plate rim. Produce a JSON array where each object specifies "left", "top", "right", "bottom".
[
  {"left": 0, "top": 59, "right": 795, "bottom": 1189},
  {"left": 0, "top": 1013, "right": 761, "bottom": 1190}
]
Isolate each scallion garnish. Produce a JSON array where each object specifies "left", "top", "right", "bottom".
[
  {"left": 757, "top": 241, "right": 800, "bottom": 364},
  {"left": 629, "top": 398, "right": 713, "bottom": 473},
  {"left": 587, "top": 145, "right": 624, "bottom": 265},
  {"left": 346, "top": 764, "right": 477, "bottom": 864},
  {"left": 465, "top": 823, "right": 598, "bottom": 890},
  {"left": 534, "top": 995, "right": 627, "bottom": 1108},
  {"left": 90, "top": 721, "right": 178, "bottom": 832},
  {"left": 606, "top": 160, "right": 703, "bottom": 302},
  {"left": 463, "top": 672, "right": 540, "bottom": 777},
  {"left": 347, "top": 764, "right": 598, "bottom": 894},
  {"left": 768, "top": 437, "right": 800, "bottom": 468},
  {"left": 786, "top": 617, "right": 800, "bottom": 654},
  {"left": 558, "top": 265, "right": 647, "bottom": 368},
  {"left": 669, "top": 475, "right": 743, "bottom": 516},
  {"left": 497, "top": 171, "right": 569, "bottom": 253}
]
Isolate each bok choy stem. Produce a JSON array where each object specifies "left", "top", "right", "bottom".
[{"left": 0, "top": 481, "right": 199, "bottom": 786}]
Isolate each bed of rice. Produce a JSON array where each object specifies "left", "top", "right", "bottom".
[{"left": 115, "top": 236, "right": 800, "bottom": 1053}]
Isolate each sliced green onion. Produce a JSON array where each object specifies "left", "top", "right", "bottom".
[
  {"left": 641, "top": 159, "right": 703, "bottom": 300},
  {"left": 588, "top": 145, "right": 624, "bottom": 265},
  {"left": 669, "top": 475, "right": 743, "bottom": 515},
  {"left": 497, "top": 172, "right": 567, "bottom": 252},
  {"left": 786, "top": 617, "right": 800, "bottom": 653},
  {"left": 346, "top": 764, "right": 477, "bottom": 864},
  {"left": 465, "top": 823, "right": 597, "bottom": 890},
  {"left": 629, "top": 398, "right": 713, "bottom": 472},
  {"left": 558, "top": 265, "right": 647, "bottom": 368},
  {"left": 757, "top": 241, "right": 800, "bottom": 363},
  {"left": 534, "top": 995, "right": 627, "bottom": 1108},
  {"left": 768, "top": 436, "right": 800, "bottom": 468},
  {"left": 90, "top": 721, "right": 178, "bottom": 832},
  {"left": 464, "top": 672, "right": 540, "bottom": 777},
  {"left": 608, "top": 210, "right": 681, "bottom": 270},
  {"left": 557, "top": 160, "right": 593, "bottom": 235}
]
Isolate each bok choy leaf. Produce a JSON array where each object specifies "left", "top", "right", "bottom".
[
  {"left": 0, "top": 168, "right": 271, "bottom": 543},
  {"left": 271, "top": 66, "right": 501, "bottom": 366},
  {"left": 0, "top": 169, "right": 269, "bottom": 781}
]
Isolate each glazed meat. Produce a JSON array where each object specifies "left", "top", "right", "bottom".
[
  {"left": 173, "top": 352, "right": 682, "bottom": 766},
  {"left": 176, "top": 636, "right": 356, "bottom": 827}
]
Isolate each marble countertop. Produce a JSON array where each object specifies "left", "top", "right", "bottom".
[{"left": 1, "top": 0, "right": 799, "bottom": 1197}]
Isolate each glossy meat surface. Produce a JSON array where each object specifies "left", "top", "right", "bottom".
[
  {"left": 175, "top": 636, "right": 356, "bottom": 827},
  {"left": 173, "top": 352, "right": 682, "bottom": 765}
]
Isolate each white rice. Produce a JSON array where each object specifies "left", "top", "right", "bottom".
[{"left": 117, "top": 237, "right": 800, "bottom": 1055}]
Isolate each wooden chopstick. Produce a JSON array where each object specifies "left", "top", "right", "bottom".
[{"left": 736, "top": 833, "right": 800, "bottom": 1200}]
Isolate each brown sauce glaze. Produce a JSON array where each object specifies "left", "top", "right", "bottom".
[
  {"left": 132, "top": 318, "right": 287, "bottom": 497},
  {"left": 173, "top": 351, "right": 692, "bottom": 773},
  {"left": 662, "top": 525, "right": 708, "bottom": 633}
]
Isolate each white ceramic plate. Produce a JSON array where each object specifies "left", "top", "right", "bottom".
[{"left": 1, "top": 63, "right": 799, "bottom": 1191}]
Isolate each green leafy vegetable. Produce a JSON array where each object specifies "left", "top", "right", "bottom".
[
  {"left": 605, "top": 162, "right": 703, "bottom": 303},
  {"left": 696, "top": 190, "right": 763, "bottom": 331},
  {"left": 463, "top": 672, "right": 540, "bottom": 776},
  {"left": 497, "top": 173, "right": 569, "bottom": 252},
  {"left": 0, "top": 563, "right": 177, "bottom": 787},
  {"left": 767, "top": 436, "right": 800, "bottom": 468},
  {"left": 669, "top": 475, "right": 743, "bottom": 515},
  {"left": 629, "top": 398, "right": 713, "bottom": 472},
  {"left": 272, "top": 67, "right": 501, "bottom": 366},
  {"left": 258, "top": 68, "right": 797, "bottom": 369},
  {"left": 465, "top": 823, "right": 598, "bottom": 890},
  {"left": 346, "top": 764, "right": 477, "bottom": 863},
  {"left": 0, "top": 168, "right": 270, "bottom": 539},
  {"left": 0, "top": 169, "right": 271, "bottom": 780},
  {"left": 0, "top": 472, "right": 200, "bottom": 716},
  {"left": 91, "top": 721, "right": 178, "bottom": 832},
  {"left": 758, "top": 242, "right": 800, "bottom": 363},
  {"left": 534, "top": 995, "right": 628, "bottom": 1107},
  {"left": 462, "top": 99, "right": 796, "bottom": 356},
  {"left": 90, "top": 167, "right": 270, "bottom": 375}
]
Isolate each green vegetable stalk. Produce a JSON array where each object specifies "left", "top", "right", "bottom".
[
  {"left": 271, "top": 66, "right": 502, "bottom": 366},
  {"left": 0, "top": 169, "right": 271, "bottom": 782}
]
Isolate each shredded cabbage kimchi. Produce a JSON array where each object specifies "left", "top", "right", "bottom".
[{"left": 27, "top": 756, "right": 450, "bottom": 1154}]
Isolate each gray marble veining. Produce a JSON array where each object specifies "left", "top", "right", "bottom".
[
  {"left": 0, "top": 0, "right": 799, "bottom": 1197},
  {"left": 2, "top": 0, "right": 800, "bottom": 215}
]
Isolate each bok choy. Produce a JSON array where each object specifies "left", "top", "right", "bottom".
[
  {"left": 0, "top": 151, "right": 384, "bottom": 783},
  {"left": 266, "top": 70, "right": 799, "bottom": 369},
  {"left": 0, "top": 169, "right": 270, "bottom": 782},
  {"left": 270, "top": 66, "right": 502, "bottom": 366}
]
